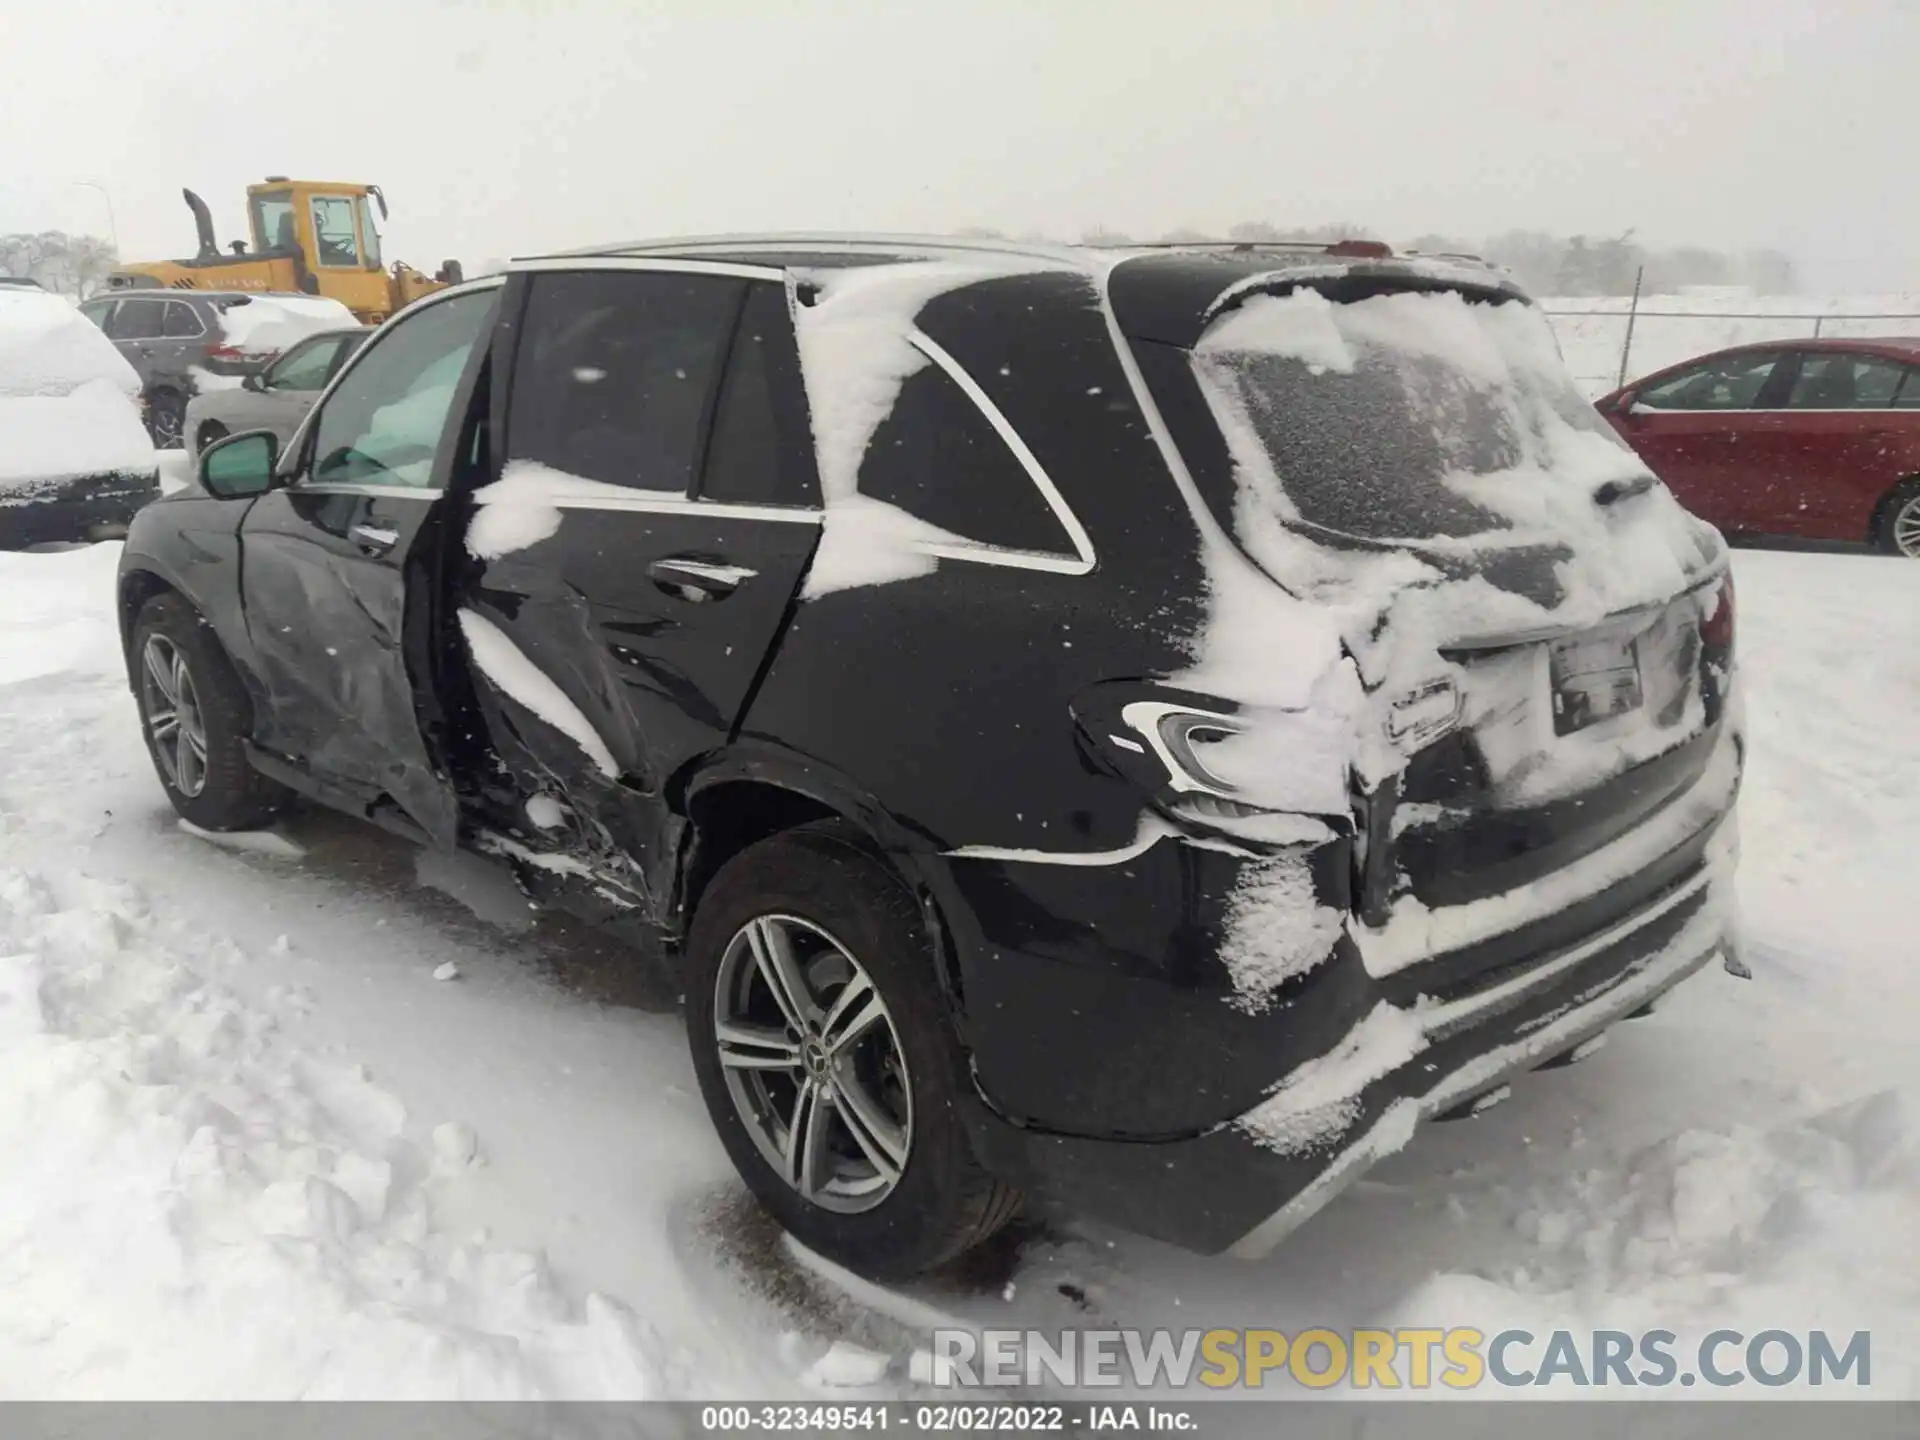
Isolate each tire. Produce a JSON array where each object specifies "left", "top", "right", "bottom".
[
  {"left": 1875, "top": 478, "right": 1920, "bottom": 558},
  {"left": 131, "top": 593, "right": 292, "bottom": 830},
  {"left": 146, "top": 389, "right": 185, "bottom": 448},
  {"left": 194, "top": 420, "right": 229, "bottom": 456},
  {"left": 684, "top": 821, "right": 1020, "bottom": 1278}
]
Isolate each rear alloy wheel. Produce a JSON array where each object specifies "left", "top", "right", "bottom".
[
  {"left": 685, "top": 821, "right": 1021, "bottom": 1278},
  {"left": 131, "top": 593, "right": 292, "bottom": 830},
  {"left": 713, "top": 914, "right": 913, "bottom": 1213}
]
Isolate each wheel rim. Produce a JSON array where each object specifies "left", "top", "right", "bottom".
[
  {"left": 150, "top": 403, "right": 183, "bottom": 448},
  {"left": 140, "top": 634, "right": 209, "bottom": 798},
  {"left": 713, "top": 914, "right": 913, "bottom": 1214},
  {"left": 1895, "top": 496, "right": 1920, "bottom": 558}
]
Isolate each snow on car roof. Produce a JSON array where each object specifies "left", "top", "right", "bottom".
[
  {"left": 214, "top": 293, "right": 358, "bottom": 354},
  {"left": 0, "top": 287, "right": 140, "bottom": 399}
]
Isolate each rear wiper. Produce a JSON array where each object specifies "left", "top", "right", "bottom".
[{"left": 1592, "top": 474, "right": 1655, "bottom": 507}]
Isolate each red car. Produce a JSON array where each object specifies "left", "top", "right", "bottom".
[{"left": 1597, "top": 338, "right": 1920, "bottom": 556}]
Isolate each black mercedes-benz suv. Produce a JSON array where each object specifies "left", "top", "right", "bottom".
[{"left": 116, "top": 235, "right": 1742, "bottom": 1277}]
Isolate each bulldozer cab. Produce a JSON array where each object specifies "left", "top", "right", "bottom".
[
  {"left": 107, "top": 178, "right": 458, "bottom": 325},
  {"left": 247, "top": 179, "right": 393, "bottom": 320}
]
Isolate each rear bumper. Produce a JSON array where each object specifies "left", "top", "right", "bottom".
[
  {"left": 941, "top": 726, "right": 1742, "bottom": 1256},
  {"left": 0, "top": 469, "right": 160, "bottom": 549},
  {"left": 961, "top": 845, "right": 1729, "bottom": 1255}
]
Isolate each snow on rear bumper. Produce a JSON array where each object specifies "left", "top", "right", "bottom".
[
  {"left": 1226, "top": 861, "right": 1729, "bottom": 1258},
  {"left": 962, "top": 836, "right": 1732, "bottom": 1258}
]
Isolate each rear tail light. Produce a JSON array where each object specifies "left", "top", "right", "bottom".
[
  {"left": 1700, "top": 574, "right": 1735, "bottom": 651},
  {"left": 203, "top": 342, "right": 261, "bottom": 364}
]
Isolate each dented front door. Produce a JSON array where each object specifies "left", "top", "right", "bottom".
[
  {"left": 454, "top": 269, "right": 821, "bottom": 911},
  {"left": 238, "top": 283, "right": 501, "bottom": 844}
]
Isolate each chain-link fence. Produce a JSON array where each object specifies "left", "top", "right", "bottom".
[{"left": 1540, "top": 300, "right": 1920, "bottom": 398}]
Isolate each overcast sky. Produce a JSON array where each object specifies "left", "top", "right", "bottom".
[{"left": 1, "top": 0, "right": 1911, "bottom": 291}]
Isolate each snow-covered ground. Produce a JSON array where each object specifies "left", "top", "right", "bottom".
[
  {"left": 0, "top": 543, "right": 1916, "bottom": 1399},
  {"left": 1540, "top": 290, "right": 1920, "bottom": 397}
]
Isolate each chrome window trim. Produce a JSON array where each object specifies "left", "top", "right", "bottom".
[
  {"left": 894, "top": 330, "right": 1097, "bottom": 576},
  {"left": 534, "top": 491, "right": 823, "bottom": 524}
]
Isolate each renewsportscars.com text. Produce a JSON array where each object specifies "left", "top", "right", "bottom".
[{"left": 928, "top": 1327, "right": 1871, "bottom": 1390}]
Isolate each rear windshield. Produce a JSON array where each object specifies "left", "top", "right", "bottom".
[{"left": 1188, "top": 287, "right": 1644, "bottom": 544}]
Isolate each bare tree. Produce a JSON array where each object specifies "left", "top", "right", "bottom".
[{"left": 0, "top": 231, "right": 119, "bottom": 298}]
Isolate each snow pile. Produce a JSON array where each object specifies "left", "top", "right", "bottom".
[
  {"left": 0, "top": 287, "right": 140, "bottom": 400},
  {"left": 0, "top": 865, "right": 673, "bottom": 1399},
  {"left": 456, "top": 608, "right": 618, "bottom": 777},
  {"left": 0, "top": 289, "right": 153, "bottom": 489},
  {"left": 214, "top": 294, "right": 357, "bottom": 357}
]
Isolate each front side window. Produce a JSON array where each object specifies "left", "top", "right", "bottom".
[
  {"left": 252, "top": 191, "right": 296, "bottom": 252},
  {"left": 1895, "top": 367, "right": 1920, "bottom": 408},
  {"left": 1637, "top": 352, "right": 1784, "bottom": 411},
  {"left": 507, "top": 270, "right": 741, "bottom": 492},
  {"left": 310, "top": 196, "right": 362, "bottom": 268},
  {"left": 1782, "top": 353, "right": 1909, "bottom": 409},
  {"left": 79, "top": 300, "right": 115, "bottom": 331},
  {"left": 308, "top": 289, "right": 496, "bottom": 488},
  {"left": 266, "top": 334, "right": 345, "bottom": 391}
]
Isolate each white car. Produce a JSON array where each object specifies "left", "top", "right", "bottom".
[
  {"left": 182, "top": 325, "right": 371, "bottom": 458},
  {"left": 0, "top": 288, "right": 157, "bottom": 549}
]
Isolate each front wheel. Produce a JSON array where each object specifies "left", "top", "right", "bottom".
[
  {"left": 684, "top": 822, "right": 1020, "bottom": 1278},
  {"left": 1877, "top": 479, "right": 1920, "bottom": 557},
  {"left": 132, "top": 593, "right": 292, "bottom": 830}
]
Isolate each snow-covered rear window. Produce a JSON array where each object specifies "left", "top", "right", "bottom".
[{"left": 1191, "top": 288, "right": 1648, "bottom": 545}]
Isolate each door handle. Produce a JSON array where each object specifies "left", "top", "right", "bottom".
[
  {"left": 646, "top": 556, "right": 756, "bottom": 602},
  {"left": 350, "top": 523, "right": 399, "bottom": 557}
]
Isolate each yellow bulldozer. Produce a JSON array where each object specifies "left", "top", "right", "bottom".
[{"left": 106, "top": 178, "right": 464, "bottom": 325}]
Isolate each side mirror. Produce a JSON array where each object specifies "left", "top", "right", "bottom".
[
  {"left": 200, "top": 430, "right": 280, "bottom": 499},
  {"left": 242, "top": 371, "right": 266, "bottom": 392}
]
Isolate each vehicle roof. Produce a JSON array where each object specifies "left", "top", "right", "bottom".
[{"left": 512, "top": 233, "right": 1524, "bottom": 348}]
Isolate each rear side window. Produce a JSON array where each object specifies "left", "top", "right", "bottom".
[
  {"left": 161, "top": 302, "right": 204, "bottom": 338},
  {"left": 106, "top": 299, "right": 166, "bottom": 341},
  {"left": 1897, "top": 368, "right": 1920, "bottom": 408},
  {"left": 508, "top": 270, "right": 741, "bottom": 494},
  {"left": 1782, "top": 352, "right": 1908, "bottom": 409},
  {"left": 699, "top": 282, "right": 818, "bottom": 508},
  {"left": 859, "top": 360, "right": 1074, "bottom": 553}
]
